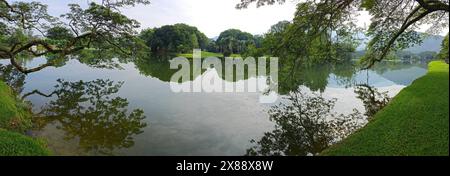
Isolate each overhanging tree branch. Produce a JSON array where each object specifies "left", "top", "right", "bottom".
[
  {"left": 1, "top": 0, "right": 150, "bottom": 74},
  {"left": 415, "top": 0, "right": 450, "bottom": 12},
  {"left": 364, "top": 8, "right": 434, "bottom": 69},
  {"left": 9, "top": 55, "right": 54, "bottom": 74}
]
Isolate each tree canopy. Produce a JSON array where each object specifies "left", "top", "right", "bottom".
[
  {"left": 139, "top": 23, "right": 209, "bottom": 54},
  {"left": 0, "top": 0, "right": 150, "bottom": 74},
  {"left": 438, "top": 33, "right": 449, "bottom": 60},
  {"left": 216, "top": 29, "right": 255, "bottom": 56},
  {"left": 236, "top": 0, "right": 449, "bottom": 68}
]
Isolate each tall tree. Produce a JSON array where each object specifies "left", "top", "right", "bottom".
[
  {"left": 438, "top": 33, "right": 449, "bottom": 60},
  {"left": 0, "top": 0, "right": 150, "bottom": 74},
  {"left": 236, "top": 0, "right": 449, "bottom": 68},
  {"left": 216, "top": 29, "right": 254, "bottom": 56},
  {"left": 139, "top": 23, "right": 209, "bottom": 53}
]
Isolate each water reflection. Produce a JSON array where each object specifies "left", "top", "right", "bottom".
[
  {"left": 278, "top": 61, "right": 358, "bottom": 94},
  {"left": 246, "top": 90, "right": 364, "bottom": 156},
  {"left": 0, "top": 57, "right": 429, "bottom": 156},
  {"left": 354, "top": 84, "right": 391, "bottom": 119},
  {"left": 246, "top": 72, "right": 400, "bottom": 156},
  {"left": 135, "top": 56, "right": 181, "bottom": 82},
  {"left": 26, "top": 79, "right": 147, "bottom": 155},
  {"left": 134, "top": 55, "right": 262, "bottom": 83},
  {"left": 0, "top": 63, "right": 26, "bottom": 94},
  {"left": 132, "top": 56, "right": 427, "bottom": 96}
]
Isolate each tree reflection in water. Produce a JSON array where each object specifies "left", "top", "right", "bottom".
[
  {"left": 27, "top": 79, "right": 147, "bottom": 155},
  {"left": 247, "top": 90, "right": 364, "bottom": 156},
  {"left": 354, "top": 84, "right": 391, "bottom": 120},
  {"left": 0, "top": 64, "right": 26, "bottom": 94}
]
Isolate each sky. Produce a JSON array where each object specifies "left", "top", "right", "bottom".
[
  {"left": 18, "top": 0, "right": 301, "bottom": 37},
  {"left": 123, "top": 0, "right": 299, "bottom": 37},
  {"left": 16, "top": 0, "right": 445, "bottom": 38}
]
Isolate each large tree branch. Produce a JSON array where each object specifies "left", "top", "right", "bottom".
[
  {"left": 0, "top": 46, "right": 9, "bottom": 58},
  {"left": 415, "top": 0, "right": 450, "bottom": 12},
  {"left": 9, "top": 55, "right": 54, "bottom": 74},
  {"left": 2, "top": 0, "right": 147, "bottom": 74},
  {"left": 0, "top": 0, "right": 18, "bottom": 13},
  {"left": 2, "top": 30, "right": 130, "bottom": 74},
  {"left": 364, "top": 8, "right": 434, "bottom": 69},
  {"left": 22, "top": 89, "right": 56, "bottom": 99},
  {"left": 12, "top": 32, "right": 93, "bottom": 55},
  {"left": 0, "top": 0, "right": 27, "bottom": 28}
]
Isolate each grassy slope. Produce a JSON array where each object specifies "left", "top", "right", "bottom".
[
  {"left": 322, "top": 61, "right": 449, "bottom": 156},
  {"left": 0, "top": 81, "right": 32, "bottom": 132},
  {"left": 0, "top": 129, "right": 50, "bottom": 156},
  {"left": 0, "top": 81, "right": 50, "bottom": 156}
]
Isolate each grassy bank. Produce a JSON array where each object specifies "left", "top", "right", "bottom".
[
  {"left": 0, "top": 81, "right": 32, "bottom": 132},
  {"left": 322, "top": 61, "right": 449, "bottom": 156},
  {"left": 0, "top": 129, "right": 50, "bottom": 156},
  {"left": 0, "top": 81, "right": 50, "bottom": 156}
]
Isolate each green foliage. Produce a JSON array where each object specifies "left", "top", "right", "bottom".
[
  {"left": 323, "top": 61, "right": 449, "bottom": 156},
  {"left": 236, "top": 0, "right": 285, "bottom": 9},
  {"left": 0, "top": 129, "right": 50, "bottom": 156},
  {"left": 257, "top": 20, "right": 290, "bottom": 57},
  {"left": 205, "top": 40, "right": 218, "bottom": 53},
  {"left": 237, "top": 0, "right": 449, "bottom": 68},
  {"left": 46, "top": 26, "right": 74, "bottom": 40},
  {"left": 0, "top": 22, "right": 6, "bottom": 42},
  {"left": 216, "top": 29, "right": 255, "bottom": 55},
  {"left": 242, "top": 44, "right": 263, "bottom": 58},
  {"left": 177, "top": 51, "right": 223, "bottom": 59},
  {"left": 287, "top": 2, "right": 359, "bottom": 64},
  {"left": 360, "top": 0, "right": 375, "bottom": 9},
  {"left": 250, "top": 2, "right": 360, "bottom": 67},
  {"left": 45, "top": 26, "right": 74, "bottom": 48},
  {"left": 139, "top": 24, "right": 209, "bottom": 53},
  {"left": 0, "top": 0, "right": 150, "bottom": 73},
  {"left": 438, "top": 33, "right": 449, "bottom": 60}
]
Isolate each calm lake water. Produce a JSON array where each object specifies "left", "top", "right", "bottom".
[{"left": 0, "top": 57, "right": 428, "bottom": 155}]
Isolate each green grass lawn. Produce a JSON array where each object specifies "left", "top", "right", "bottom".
[
  {"left": 322, "top": 61, "right": 449, "bottom": 156},
  {"left": 178, "top": 51, "right": 241, "bottom": 59}
]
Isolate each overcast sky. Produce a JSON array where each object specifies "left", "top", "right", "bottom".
[
  {"left": 19, "top": 0, "right": 299, "bottom": 37},
  {"left": 17, "top": 0, "right": 445, "bottom": 38}
]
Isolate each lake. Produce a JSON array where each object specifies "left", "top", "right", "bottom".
[{"left": 0, "top": 57, "right": 428, "bottom": 156}]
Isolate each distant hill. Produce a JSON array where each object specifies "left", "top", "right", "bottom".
[
  {"left": 404, "top": 35, "right": 444, "bottom": 53},
  {"left": 356, "top": 32, "right": 444, "bottom": 53},
  {"left": 210, "top": 36, "right": 219, "bottom": 41}
]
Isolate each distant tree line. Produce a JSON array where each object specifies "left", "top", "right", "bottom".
[
  {"left": 139, "top": 24, "right": 263, "bottom": 57},
  {"left": 438, "top": 33, "right": 449, "bottom": 62}
]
